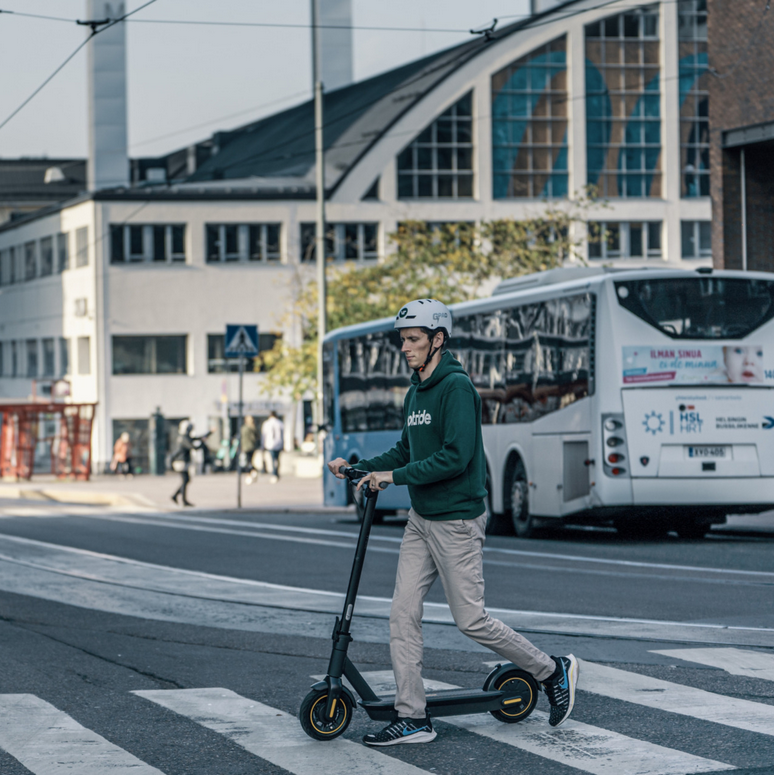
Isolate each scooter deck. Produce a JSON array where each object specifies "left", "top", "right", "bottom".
[{"left": 360, "top": 688, "right": 514, "bottom": 721}]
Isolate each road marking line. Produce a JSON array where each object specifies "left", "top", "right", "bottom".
[
  {"left": 134, "top": 687, "right": 430, "bottom": 775},
  {"left": 580, "top": 661, "right": 774, "bottom": 737},
  {"left": 0, "top": 694, "right": 164, "bottom": 774},
  {"left": 0, "top": 533, "right": 772, "bottom": 647},
  {"left": 322, "top": 671, "right": 732, "bottom": 775},
  {"left": 651, "top": 648, "right": 774, "bottom": 682},
  {"left": 75, "top": 510, "right": 774, "bottom": 578}
]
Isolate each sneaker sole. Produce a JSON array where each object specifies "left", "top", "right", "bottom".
[
  {"left": 550, "top": 654, "right": 579, "bottom": 728},
  {"left": 364, "top": 730, "right": 437, "bottom": 746}
]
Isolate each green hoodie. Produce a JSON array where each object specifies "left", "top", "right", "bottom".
[{"left": 358, "top": 351, "right": 487, "bottom": 520}]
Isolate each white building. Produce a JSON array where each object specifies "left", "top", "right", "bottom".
[{"left": 0, "top": 0, "right": 712, "bottom": 470}]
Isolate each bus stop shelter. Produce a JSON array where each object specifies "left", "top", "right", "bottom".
[{"left": 0, "top": 401, "right": 96, "bottom": 481}]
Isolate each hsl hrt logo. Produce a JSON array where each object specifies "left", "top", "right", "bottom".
[
  {"left": 407, "top": 410, "right": 432, "bottom": 427},
  {"left": 680, "top": 410, "right": 703, "bottom": 433}
]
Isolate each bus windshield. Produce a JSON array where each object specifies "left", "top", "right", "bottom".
[{"left": 615, "top": 277, "right": 774, "bottom": 340}]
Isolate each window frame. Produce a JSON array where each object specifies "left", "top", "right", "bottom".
[
  {"left": 588, "top": 221, "right": 662, "bottom": 260},
  {"left": 397, "top": 92, "right": 475, "bottom": 200},
  {"left": 111, "top": 335, "right": 188, "bottom": 375},
  {"left": 300, "top": 222, "right": 379, "bottom": 263},
  {"left": 75, "top": 227, "right": 89, "bottom": 268},
  {"left": 205, "top": 223, "right": 282, "bottom": 263},
  {"left": 680, "top": 220, "right": 712, "bottom": 259},
  {"left": 110, "top": 224, "right": 187, "bottom": 264}
]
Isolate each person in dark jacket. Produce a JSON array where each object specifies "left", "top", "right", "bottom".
[
  {"left": 171, "top": 421, "right": 206, "bottom": 507},
  {"left": 329, "top": 299, "right": 578, "bottom": 747}
]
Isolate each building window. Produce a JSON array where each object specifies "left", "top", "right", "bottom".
[
  {"left": 678, "top": 0, "right": 709, "bottom": 197},
  {"left": 397, "top": 92, "right": 474, "bottom": 199},
  {"left": 60, "top": 337, "right": 70, "bottom": 376},
  {"left": 586, "top": 5, "right": 662, "bottom": 198},
  {"left": 492, "top": 36, "right": 568, "bottom": 199},
  {"left": 362, "top": 178, "right": 379, "bottom": 200},
  {"left": 110, "top": 225, "right": 186, "bottom": 263},
  {"left": 78, "top": 336, "right": 91, "bottom": 375},
  {"left": 0, "top": 250, "right": 8, "bottom": 287},
  {"left": 205, "top": 224, "right": 281, "bottom": 263},
  {"left": 11, "top": 341, "right": 18, "bottom": 377},
  {"left": 57, "top": 233, "right": 69, "bottom": 272},
  {"left": 42, "top": 338, "right": 55, "bottom": 377},
  {"left": 300, "top": 223, "right": 378, "bottom": 262},
  {"left": 75, "top": 227, "right": 89, "bottom": 267},
  {"left": 8, "top": 247, "right": 16, "bottom": 284},
  {"left": 206, "top": 332, "right": 281, "bottom": 373},
  {"left": 0, "top": 342, "right": 3, "bottom": 376},
  {"left": 26, "top": 339, "right": 38, "bottom": 378},
  {"left": 588, "top": 221, "right": 662, "bottom": 259},
  {"left": 681, "top": 220, "right": 712, "bottom": 258},
  {"left": 24, "top": 241, "right": 37, "bottom": 281},
  {"left": 112, "top": 335, "right": 187, "bottom": 375},
  {"left": 40, "top": 237, "right": 54, "bottom": 277}
]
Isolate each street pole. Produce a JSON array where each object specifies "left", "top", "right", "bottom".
[
  {"left": 236, "top": 350, "right": 244, "bottom": 509},
  {"left": 312, "top": 0, "right": 327, "bottom": 441}
]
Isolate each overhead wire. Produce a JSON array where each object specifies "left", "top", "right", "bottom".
[{"left": 0, "top": 0, "right": 158, "bottom": 133}]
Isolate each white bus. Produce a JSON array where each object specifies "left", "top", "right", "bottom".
[{"left": 322, "top": 267, "right": 774, "bottom": 538}]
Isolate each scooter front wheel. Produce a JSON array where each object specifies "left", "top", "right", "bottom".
[
  {"left": 299, "top": 689, "right": 353, "bottom": 740},
  {"left": 487, "top": 669, "right": 539, "bottom": 723}
]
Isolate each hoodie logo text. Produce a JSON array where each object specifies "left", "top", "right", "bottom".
[{"left": 407, "top": 410, "right": 432, "bottom": 427}]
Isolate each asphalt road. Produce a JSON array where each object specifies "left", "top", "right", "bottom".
[{"left": 0, "top": 498, "right": 772, "bottom": 775}]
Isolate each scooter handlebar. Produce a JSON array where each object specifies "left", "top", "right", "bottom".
[{"left": 340, "top": 466, "right": 389, "bottom": 489}]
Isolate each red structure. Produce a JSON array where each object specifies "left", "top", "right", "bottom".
[{"left": 0, "top": 402, "right": 96, "bottom": 481}]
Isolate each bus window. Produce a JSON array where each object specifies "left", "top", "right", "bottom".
[
  {"left": 322, "top": 341, "right": 336, "bottom": 430},
  {"left": 449, "top": 311, "right": 506, "bottom": 424},
  {"left": 502, "top": 293, "right": 593, "bottom": 423},
  {"left": 615, "top": 277, "right": 774, "bottom": 339},
  {"left": 338, "top": 330, "right": 410, "bottom": 432}
]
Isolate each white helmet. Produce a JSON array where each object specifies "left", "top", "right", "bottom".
[{"left": 394, "top": 299, "right": 453, "bottom": 338}]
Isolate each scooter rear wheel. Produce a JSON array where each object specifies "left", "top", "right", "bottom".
[
  {"left": 487, "top": 669, "right": 539, "bottom": 723},
  {"left": 299, "top": 689, "right": 353, "bottom": 740}
]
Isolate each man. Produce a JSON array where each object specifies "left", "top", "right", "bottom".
[
  {"left": 241, "top": 416, "right": 259, "bottom": 484},
  {"left": 328, "top": 298, "right": 578, "bottom": 747},
  {"left": 261, "top": 411, "right": 284, "bottom": 483}
]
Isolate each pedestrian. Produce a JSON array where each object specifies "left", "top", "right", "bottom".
[
  {"left": 110, "top": 432, "right": 133, "bottom": 478},
  {"left": 328, "top": 299, "right": 578, "bottom": 747},
  {"left": 261, "top": 411, "right": 284, "bottom": 483},
  {"left": 241, "top": 415, "right": 259, "bottom": 484},
  {"left": 171, "top": 421, "right": 209, "bottom": 507}
]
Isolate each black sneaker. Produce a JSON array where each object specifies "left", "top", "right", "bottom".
[
  {"left": 542, "top": 655, "right": 579, "bottom": 727},
  {"left": 363, "top": 716, "right": 436, "bottom": 746}
]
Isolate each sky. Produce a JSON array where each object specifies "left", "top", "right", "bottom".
[{"left": 0, "top": 0, "right": 531, "bottom": 159}]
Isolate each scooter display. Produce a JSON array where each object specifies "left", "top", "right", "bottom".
[{"left": 298, "top": 467, "right": 539, "bottom": 741}]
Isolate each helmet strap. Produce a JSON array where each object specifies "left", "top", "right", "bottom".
[{"left": 416, "top": 332, "right": 443, "bottom": 373}]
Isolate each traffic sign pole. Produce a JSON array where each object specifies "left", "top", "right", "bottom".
[
  {"left": 237, "top": 350, "right": 244, "bottom": 509},
  {"left": 224, "top": 324, "right": 258, "bottom": 511}
]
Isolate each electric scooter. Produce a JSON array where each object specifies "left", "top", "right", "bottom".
[{"left": 299, "top": 467, "right": 539, "bottom": 741}]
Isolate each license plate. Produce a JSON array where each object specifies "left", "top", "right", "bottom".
[{"left": 687, "top": 446, "right": 728, "bottom": 459}]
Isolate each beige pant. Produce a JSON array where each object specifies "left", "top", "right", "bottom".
[{"left": 390, "top": 508, "right": 556, "bottom": 718}]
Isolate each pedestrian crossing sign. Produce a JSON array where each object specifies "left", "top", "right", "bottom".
[{"left": 225, "top": 324, "right": 259, "bottom": 357}]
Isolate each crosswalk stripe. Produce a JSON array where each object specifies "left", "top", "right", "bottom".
[
  {"left": 321, "top": 671, "right": 733, "bottom": 775},
  {"left": 650, "top": 647, "right": 774, "bottom": 682},
  {"left": 134, "top": 687, "right": 431, "bottom": 775},
  {"left": 0, "top": 694, "right": 164, "bottom": 774},
  {"left": 580, "top": 660, "right": 774, "bottom": 737}
]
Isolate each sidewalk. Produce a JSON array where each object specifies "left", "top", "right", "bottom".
[{"left": 0, "top": 470, "right": 332, "bottom": 512}]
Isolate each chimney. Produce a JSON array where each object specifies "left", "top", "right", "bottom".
[
  {"left": 86, "top": 1, "right": 129, "bottom": 191},
  {"left": 318, "top": 0, "right": 353, "bottom": 92}
]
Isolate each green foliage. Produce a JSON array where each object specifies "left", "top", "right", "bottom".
[{"left": 259, "top": 193, "right": 603, "bottom": 398}]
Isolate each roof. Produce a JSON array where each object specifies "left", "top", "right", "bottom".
[
  {"left": 0, "top": 159, "right": 86, "bottom": 205},
  {"left": 180, "top": 3, "right": 582, "bottom": 193}
]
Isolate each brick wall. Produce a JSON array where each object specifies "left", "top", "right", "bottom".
[{"left": 708, "top": 0, "right": 774, "bottom": 269}]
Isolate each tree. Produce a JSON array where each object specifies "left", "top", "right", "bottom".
[{"left": 259, "top": 192, "right": 603, "bottom": 398}]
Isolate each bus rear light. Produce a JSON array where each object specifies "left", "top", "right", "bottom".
[
  {"left": 607, "top": 453, "right": 624, "bottom": 464},
  {"left": 606, "top": 437, "right": 623, "bottom": 447},
  {"left": 604, "top": 419, "right": 621, "bottom": 431},
  {"left": 610, "top": 467, "right": 626, "bottom": 476}
]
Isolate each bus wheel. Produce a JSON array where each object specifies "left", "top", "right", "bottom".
[{"left": 508, "top": 461, "right": 534, "bottom": 538}]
